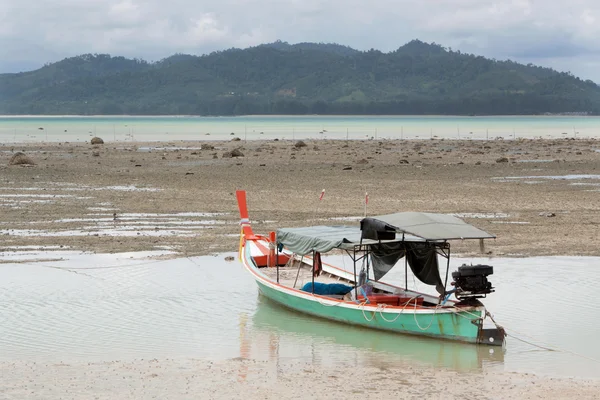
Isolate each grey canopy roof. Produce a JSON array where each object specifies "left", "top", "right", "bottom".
[
  {"left": 276, "top": 213, "right": 494, "bottom": 256},
  {"left": 276, "top": 225, "right": 424, "bottom": 256},
  {"left": 362, "top": 212, "right": 496, "bottom": 241}
]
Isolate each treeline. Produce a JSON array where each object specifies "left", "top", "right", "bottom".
[
  {"left": 1, "top": 40, "right": 599, "bottom": 115},
  {"left": 6, "top": 95, "right": 594, "bottom": 116}
]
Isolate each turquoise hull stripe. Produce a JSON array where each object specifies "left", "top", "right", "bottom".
[{"left": 255, "top": 280, "right": 481, "bottom": 343}]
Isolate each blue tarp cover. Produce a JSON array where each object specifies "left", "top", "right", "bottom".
[{"left": 301, "top": 282, "right": 353, "bottom": 295}]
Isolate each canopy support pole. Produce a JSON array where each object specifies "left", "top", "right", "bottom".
[
  {"left": 292, "top": 255, "right": 304, "bottom": 289},
  {"left": 353, "top": 247, "right": 358, "bottom": 300},
  {"left": 404, "top": 254, "right": 408, "bottom": 290},
  {"left": 311, "top": 250, "right": 315, "bottom": 294},
  {"left": 403, "top": 234, "right": 408, "bottom": 290},
  {"left": 276, "top": 243, "right": 280, "bottom": 283}
]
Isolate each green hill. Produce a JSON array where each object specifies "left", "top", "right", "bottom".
[{"left": 1, "top": 40, "right": 599, "bottom": 115}]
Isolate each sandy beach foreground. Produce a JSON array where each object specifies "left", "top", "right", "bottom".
[
  {"left": 1, "top": 137, "right": 600, "bottom": 398},
  {"left": 1, "top": 358, "right": 599, "bottom": 400}
]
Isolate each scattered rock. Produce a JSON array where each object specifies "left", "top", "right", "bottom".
[
  {"left": 399, "top": 159, "right": 409, "bottom": 164},
  {"left": 294, "top": 140, "right": 307, "bottom": 148},
  {"left": 8, "top": 152, "right": 35, "bottom": 166},
  {"left": 224, "top": 256, "right": 235, "bottom": 262},
  {"left": 92, "top": 151, "right": 100, "bottom": 157},
  {"left": 313, "top": 145, "right": 319, "bottom": 151},
  {"left": 185, "top": 172, "right": 194, "bottom": 175},
  {"left": 230, "top": 148, "right": 244, "bottom": 157},
  {"left": 342, "top": 166, "right": 352, "bottom": 170},
  {"left": 356, "top": 159, "right": 369, "bottom": 164},
  {"left": 539, "top": 212, "right": 556, "bottom": 218},
  {"left": 231, "top": 137, "right": 241, "bottom": 142},
  {"left": 223, "top": 148, "right": 244, "bottom": 158},
  {"left": 475, "top": 161, "right": 482, "bottom": 165},
  {"left": 496, "top": 157, "right": 509, "bottom": 163},
  {"left": 90, "top": 137, "right": 104, "bottom": 145}
]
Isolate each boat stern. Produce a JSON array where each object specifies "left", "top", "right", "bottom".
[{"left": 476, "top": 311, "right": 506, "bottom": 346}]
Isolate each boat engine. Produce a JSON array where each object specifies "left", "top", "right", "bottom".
[{"left": 451, "top": 264, "right": 494, "bottom": 300}]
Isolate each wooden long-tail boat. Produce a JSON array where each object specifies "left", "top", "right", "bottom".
[{"left": 236, "top": 190, "right": 506, "bottom": 346}]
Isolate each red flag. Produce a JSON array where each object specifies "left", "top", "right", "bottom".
[
  {"left": 319, "top": 189, "right": 325, "bottom": 201},
  {"left": 365, "top": 192, "right": 369, "bottom": 205}
]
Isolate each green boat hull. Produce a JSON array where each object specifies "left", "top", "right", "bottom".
[{"left": 255, "top": 279, "right": 483, "bottom": 344}]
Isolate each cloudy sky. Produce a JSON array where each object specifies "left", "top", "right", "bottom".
[{"left": 1, "top": 0, "right": 600, "bottom": 81}]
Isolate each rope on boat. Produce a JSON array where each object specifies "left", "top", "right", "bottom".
[
  {"left": 360, "top": 302, "right": 376, "bottom": 322},
  {"left": 376, "top": 298, "right": 417, "bottom": 323},
  {"left": 358, "top": 295, "right": 441, "bottom": 329},
  {"left": 412, "top": 302, "right": 440, "bottom": 331}
]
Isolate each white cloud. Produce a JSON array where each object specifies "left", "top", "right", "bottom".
[{"left": 0, "top": 0, "right": 599, "bottom": 81}]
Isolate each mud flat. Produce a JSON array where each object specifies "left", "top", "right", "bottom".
[{"left": 1, "top": 137, "right": 599, "bottom": 258}]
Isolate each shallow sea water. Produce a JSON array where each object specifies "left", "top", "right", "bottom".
[
  {"left": 1, "top": 115, "right": 600, "bottom": 143},
  {"left": 1, "top": 250, "right": 599, "bottom": 380}
]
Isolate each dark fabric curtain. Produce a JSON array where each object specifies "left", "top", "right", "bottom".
[
  {"left": 370, "top": 242, "right": 444, "bottom": 295},
  {"left": 360, "top": 218, "right": 396, "bottom": 241},
  {"left": 370, "top": 242, "right": 406, "bottom": 280},
  {"left": 405, "top": 243, "right": 445, "bottom": 295}
]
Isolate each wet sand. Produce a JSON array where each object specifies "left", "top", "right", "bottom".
[
  {"left": 1, "top": 358, "right": 598, "bottom": 400},
  {"left": 1, "top": 137, "right": 599, "bottom": 257},
  {"left": 1, "top": 137, "right": 600, "bottom": 398}
]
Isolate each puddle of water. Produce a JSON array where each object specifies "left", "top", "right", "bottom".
[
  {"left": 449, "top": 212, "right": 509, "bottom": 219},
  {"left": 50, "top": 218, "right": 225, "bottom": 225},
  {"left": 516, "top": 160, "right": 556, "bottom": 163},
  {"left": 0, "top": 228, "right": 201, "bottom": 237},
  {"left": 570, "top": 182, "right": 600, "bottom": 187},
  {"left": 0, "top": 194, "right": 75, "bottom": 198},
  {"left": 97, "top": 186, "right": 161, "bottom": 192},
  {"left": 491, "top": 221, "right": 531, "bottom": 224},
  {"left": 119, "top": 212, "right": 227, "bottom": 218},
  {"left": 137, "top": 146, "right": 205, "bottom": 152},
  {"left": 0, "top": 250, "right": 598, "bottom": 380},
  {"left": 493, "top": 175, "right": 600, "bottom": 181},
  {"left": 327, "top": 216, "right": 364, "bottom": 221}
]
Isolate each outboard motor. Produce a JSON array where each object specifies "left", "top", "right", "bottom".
[{"left": 451, "top": 264, "right": 494, "bottom": 300}]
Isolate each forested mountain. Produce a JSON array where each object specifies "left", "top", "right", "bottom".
[{"left": 1, "top": 40, "right": 599, "bottom": 115}]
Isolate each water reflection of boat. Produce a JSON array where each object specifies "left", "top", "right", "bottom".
[
  {"left": 250, "top": 295, "right": 504, "bottom": 372},
  {"left": 236, "top": 190, "right": 506, "bottom": 347}
]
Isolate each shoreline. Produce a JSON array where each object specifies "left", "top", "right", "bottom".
[{"left": 1, "top": 358, "right": 599, "bottom": 399}]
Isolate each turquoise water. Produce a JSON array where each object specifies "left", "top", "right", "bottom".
[
  {"left": 1, "top": 115, "right": 599, "bottom": 143},
  {"left": 1, "top": 249, "right": 599, "bottom": 379}
]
